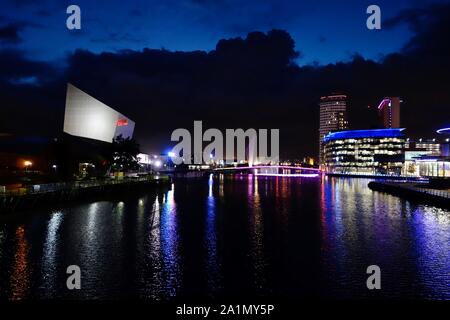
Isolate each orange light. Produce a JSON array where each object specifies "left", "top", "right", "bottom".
[{"left": 24, "top": 161, "right": 32, "bottom": 167}]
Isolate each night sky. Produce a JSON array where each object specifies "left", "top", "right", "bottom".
[{"left": 1, "top": 0, "right": 449, "bottom": 158}]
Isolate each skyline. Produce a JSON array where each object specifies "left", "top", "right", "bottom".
[{"left": 1, "top": 0, "right": 449, "bottom": 158}]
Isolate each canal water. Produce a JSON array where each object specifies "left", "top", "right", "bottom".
[{"left": 0, "top": 176, "right": 449, "bottom": 300}]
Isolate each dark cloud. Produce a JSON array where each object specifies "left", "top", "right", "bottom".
[
  {"left": 0, "top": 23, "right": 22, "bottom": 43},
  {"left": 398, "top": 4, "right": 450, "bottom": 57},
  {"left": 384, "top": 3, "right": 446, "bottom": 32},
  {"left": 1, "top": 3, "right": 450, "bottom": 158},
  {"left": 0, "top": 20, "right": 44, "bottom": 44},
  {"left": 0, "top": 49, "right": 56, "bottom": 81}
]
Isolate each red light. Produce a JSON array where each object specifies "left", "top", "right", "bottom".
[{"left": 117, "top": 119, "right": 128, "bottom": 126}]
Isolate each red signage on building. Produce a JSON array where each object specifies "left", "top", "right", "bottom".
[{"left": 117, "top": 119, "right": 128, "bottom": 126}]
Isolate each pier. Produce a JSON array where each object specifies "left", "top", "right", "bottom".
[{"left": 368, "top": 181, "right": 450, "bottom": 209}]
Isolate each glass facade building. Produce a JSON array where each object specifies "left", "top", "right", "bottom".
[
  {"left": 323, "top": 128, "right": 406, "bottom": 175},
  {"left": 319, "top": 94, "right": 348, "bottom": 165},
  {"left": 417, "top": 157, "right": 450, "bottom": 177}
]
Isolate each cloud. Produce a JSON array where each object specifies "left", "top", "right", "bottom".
[
  {"left": 383, "top": 3, "right": 447, "bottom": 32},
  {"left": 0, "top": 23, "right": 22, "bottom": 43},
  {"left": 0, "top": 20, "right": 44, "bottom": 44},
  {"left": 0, "top": 49, "right": 57, "bottom": 83},
  {"left": 1, "top": 3, "right": 450, "bottom": 157},
  {"left": 398, "top": 3, "right": 450, "bottom": 57}
]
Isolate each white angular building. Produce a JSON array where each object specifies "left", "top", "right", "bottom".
[{"left": 63, "top": 83, "right": 135, "bottom": 143}]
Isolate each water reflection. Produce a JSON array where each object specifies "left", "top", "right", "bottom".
[
  {"left": 411, "top": 206, "right": 450, "bottom": 298},
  {"left": 0, "top": 224, "right": 5, "bottom": 295},
  {"left": 141, "top": 195, "right": 163, "bottom": 299},
  {"left": 160, "top": 184, "right": 181, "bottom": 298},
  {"left": 10, "top": 226, "right": 30, "bottom": 300},
  {"left": 40, "top": 212, "right": 63, "bottom": 298},
  {"left": 247, "top": 175, "right": 266, "bottom": 292},
  {"left": 205, "top": 174, "right": 222, "bottom": 296},
  {"left": 320, "top": 177, "right": 450, "bottom": 299},
  {"left": 0, "top": 176, "right": 448, "bottom": 300}
]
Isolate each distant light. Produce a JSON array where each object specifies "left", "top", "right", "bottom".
[
  {"left": 153, "top": 155, "right": 158, "bottom": 159},
  {"left": 24, "top": 160, "right": 32, "bottom": 167},
  {"left": 436, "top": 127, "right": 450, "bottom": 134},
  {"left": 255, "top": 173, "right": 319, "bottom": 178},
  {"left": 377, "top": 98, "right": 391, "bottom": 110},
  {"left": 323, "top": 128, "right": 405, "bottom": 143},
  {"left": 154, "top": 160, "right": 162, "bottom": 168},
  {"left": 52, "top": 164, "right": 57, "bottom": 169},
  {"left": 168, "top": 151, "right": 175, "bottom": 158}
]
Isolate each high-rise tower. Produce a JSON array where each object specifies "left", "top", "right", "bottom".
[
  {"left": 378, "top": 97, "right": 401, "bottom": 128},
  {"left": 319, "top": 94, "right": 348, "bottom": 165}
]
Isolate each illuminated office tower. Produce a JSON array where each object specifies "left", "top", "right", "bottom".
[
  {"left": 322, "top": 128, "right": 406, "bottom": 176},
  {"left": 415, "top": 138, "right": 441, "bottom": 156},
  {"left": 378, "top": 97, "right": 401, "bottom": 128},
  {"left": 319, "top": 94, "right": 348, "bottom": 165}
]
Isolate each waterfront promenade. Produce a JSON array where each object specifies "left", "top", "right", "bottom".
[{"left": 0, "top": 175, "right": 171, "bottom": 214}]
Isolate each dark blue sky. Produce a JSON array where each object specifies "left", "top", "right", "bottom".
[
  {"left": 2, "top": 0, "right": 449, "bottom": 156},
  {"left": 1, "top": 0, "right": 443, "bottom": 64}
]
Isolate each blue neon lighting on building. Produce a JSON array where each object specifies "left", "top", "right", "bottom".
[
  {"left": 323, "top": 128, "right": 406, "bottom": 143},
  {"left": 436, "top": 127, "right": 450, "bottom": 134}
]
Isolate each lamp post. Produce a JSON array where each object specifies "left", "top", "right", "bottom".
[{"left": 24, "top": 160, "right": 32, "bottom": 172}]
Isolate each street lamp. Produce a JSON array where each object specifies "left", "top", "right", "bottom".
[{"left": 24, "top": 160, "right": 32, "bottom": 172}]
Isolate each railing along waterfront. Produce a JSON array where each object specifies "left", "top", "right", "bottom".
[{"left": 0, "top": 175, "right": 167, "bottom": 197}]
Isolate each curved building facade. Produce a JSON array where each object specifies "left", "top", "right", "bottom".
[{"left": 323, "top": 128, "right": 406, "bottom": 175}]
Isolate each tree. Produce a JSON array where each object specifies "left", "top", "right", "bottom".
[{"left": 110, "top": 135, "right": 140, "bottom": 172}]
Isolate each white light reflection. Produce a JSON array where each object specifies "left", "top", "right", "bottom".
[{"left": 41, "top": 212, "right": 63, "bottom": 298}]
